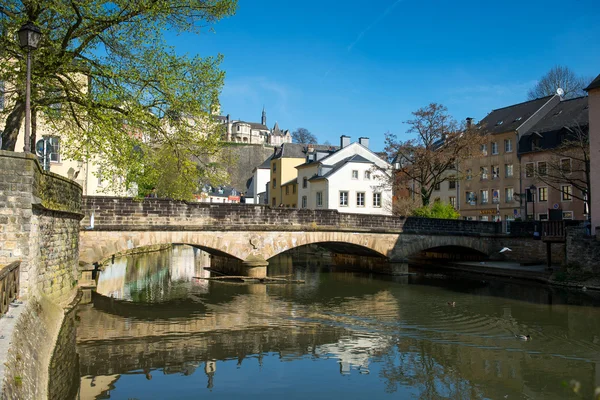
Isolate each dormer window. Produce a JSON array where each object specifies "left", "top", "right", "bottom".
[
  {"left": 514, "top": 117, "right": 522, "bottom": 122},
  {"left": 496, "top": 120, "right": 503, "bottom": 126}
]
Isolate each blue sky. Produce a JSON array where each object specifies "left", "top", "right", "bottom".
[{"left": 167, "top": 0, "right": 600, "bottom": 151}]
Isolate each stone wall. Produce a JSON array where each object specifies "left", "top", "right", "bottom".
[
  {"left": 494, "top": 237, "right": 565, "bottom": 265},
  {"left": 82, "top": 196, "right": 501, "bottom": 235},
  {"left": 218, "top": 144, "right": 273, "bottom": 193},
  {"left": 565, "top": 227, "right": 600, "bottom": 273},
  {"left": 0, "top": 151, "right": 83, "bottom": 399}
]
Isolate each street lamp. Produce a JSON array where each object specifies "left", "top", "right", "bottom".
[
  {"left": 18, "top": 21, "right": 42, "bottom": 153},
  {"left": 529, "top": 184, "right": 537, "bottom": 220}
]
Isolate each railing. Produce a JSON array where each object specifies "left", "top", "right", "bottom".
[
  {"left": 0, "top": 261, "right": 20, "bottom": 316},
  {"left": 541, "top": 220, "right": 565, "bottom": 240}
]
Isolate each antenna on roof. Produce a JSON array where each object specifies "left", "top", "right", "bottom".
[{"left": 556, "top": 88, "right": 564, "bottom": 97}]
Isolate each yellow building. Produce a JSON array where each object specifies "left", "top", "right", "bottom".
[{"left": 269, "top": 143, "right": 336, "bottom": 208}]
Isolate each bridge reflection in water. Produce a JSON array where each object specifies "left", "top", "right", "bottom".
[{"left": 60, "top": 245, "right": 600, "bottom": 400}]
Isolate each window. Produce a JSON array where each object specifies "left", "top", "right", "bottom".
[
  {"left": 537, "top": 161, "right": 547, "bottom": 176},
  {"left": 481, "top": 144, "right": 488, "bottom": 156},
  {"left": 449, "top": 196, "right": 457, "bottom": 209},
  {"left": 563, "top": 211, "right": 574, "bottom": 220},
  {"left": 531, "top": 137, "right": 541, "bottom": 150},
  {"left": 237, "top": 125, "right": 241, "bottom": 132},
  {"left": 492, "top": 165, "right": 500, "bottom": 179},
  {"left": 480, "top": 166, "right": 488, "bottom": 180},
  {"left": 434, "top": 182, "right": 440, "bottom": 191},
  {"left": 491, "top": 142, "right": 498, "bottom": 155},
  {"left": 352, "top": 170, "right": 359, "bottom": 179},
  {"left": 339, "top": 191, "right": 349, "bottom": 206},
  {"left": 449, "top": 177, "right": 456, "bottom": 189},
  {"left": 466, "top": 191, "right": 475, "bottom": 205},
  {"left": 364, "top": 171, "right": 371, "bottom": 180},
  {"left": 97, "top": 167, "right": 104, "bottom": 187},
  {"left": 0, "top": 81, "right": 4, "bottom": 110},
  {"left": 466, "top": 169, "right": 472, "bottom": 180},
  {"left": 561, "top": 185, "right": 572, "bottom": 201},
  {"left": 480, "top": 216, "right": 489, "bottom": 222},
  {"left": 373, "top": 193, "right": 381, "bottom": 207},
  {"left": 303, "top": 177, "right": 308, "bottom": 188},
  {"left": 505, "top": 164, "right": 513, "bottom": 177},
  {"left": 293, "top": 185, "right": 296, "bottom": 194},
  {"left": 272, "top": 179, "right": 276, "bottom": 189},
  {"left": 272, "top": 163, "right": 276, "bottom": 172},
  {"left": 538, "top": 187, "right": 548, "bottom": 202},
  {"left": 492, "top": 189, "right": 500, "bottom": 204},
  {"left": 505, "top": 187, "right": 514, "bottom": 202},
  {"left": 505, "top": 216, "right": 515, "bottom": 234},
  {"left": 272, "top": 197, "right": 276, "bottom": 207},
  {"left": 561, "top": 158, "right": 572, "bottom": 174},
  {"left": 302, "top": 196, "right": 307, "bottom": 209},
  {"left": 356, "top": 192, "right": 365, "bottom": 207},
  {"left": 539, "top": 213, "right": 548, "bottom": 221},
  {"left": 47, "top": 137, "right": 60, "bottom": 162},
  {"left": 480, "top": 190, "right": 488, "bottom": 204},
  {"left": 504, "top": 139, "right": 513, "bottom": 153},
  {"left": 316, "top": 191, "right": 323, "bottom": 207},
  {"left": 525, "top": 163, "right": 534, "bottom": 178}
]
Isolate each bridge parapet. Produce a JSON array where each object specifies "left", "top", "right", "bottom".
[{"left": 81, "top": 196, "right": 501, "bottom": 235}]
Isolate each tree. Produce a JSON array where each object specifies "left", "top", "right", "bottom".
[
  {"left": 384, "top": 103, "right": 485, "bottom": 206},
  {"left": 530, "top": 123, "right": 591, "bottom": 216},
  {"left": 0, "top": 0, "right": 237, "bottom": 199},
  {"left": 527, "top": 66, "right": 592, "bottom": 100},
  {"left": 292, "top": 127, "right": 317, "bottom": 144},
  {"left": 412, "top": 201, "right": 460, "bottom": 219}
]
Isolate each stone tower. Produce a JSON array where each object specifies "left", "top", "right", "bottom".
[{"left": 261, "top": 106, "right": 267, "bottom": 126}]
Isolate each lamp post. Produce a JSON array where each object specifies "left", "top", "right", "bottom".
[
  {"left": 529, "top": 184, "right": 537, "bottom": 220},
  {"left": 18, "top": 21, "right": 42, "bottom": 154}
]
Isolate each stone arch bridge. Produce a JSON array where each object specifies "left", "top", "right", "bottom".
[{"left": 79, "top": 197, "right": 508, "bottom": 276}]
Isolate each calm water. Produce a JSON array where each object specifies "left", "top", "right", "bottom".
[{"left": 55, "top": 246, "right": 600, "bottom": 399}]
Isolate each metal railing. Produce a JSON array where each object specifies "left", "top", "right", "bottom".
[
  {"left": 0, "top": 261, "right": 20, "bottom": 316},
  {"left": 541, "top": 220, "right": 565, "bottom": 239}
]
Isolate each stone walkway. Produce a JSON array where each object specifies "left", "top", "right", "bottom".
[
  {"left": 0, "top": 300, "right": 27, "bottom": 387},
  {"left": 452, "top": 261, "right": 547, "bottom": 272}
]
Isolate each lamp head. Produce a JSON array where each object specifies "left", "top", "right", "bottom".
[{"left": 18, "top": 21, "right": 42, "bottom": 50}]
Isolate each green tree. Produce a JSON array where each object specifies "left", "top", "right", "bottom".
[
  {"left": 0, "top": 0, "right": 237, "bottom": 199},
  {"left": 412, "top": 201, "right": 460, "bottom": 219}
]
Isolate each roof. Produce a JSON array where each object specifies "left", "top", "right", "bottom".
[
  {"left": 257, "top": 154, "right": 273, "bottom": 169},
  {"left": 585, "top": 74, "right": 600, "bottom": 91},
  {"left": 518, "top": 96, "right": 589, "bottom": 154},
  {"left": 308, "top": 154, "right": 374, "bottom": 182},
  {"left": 272, "top": 143, "right": 338, "bottom": 160},
  {"left": 248, "top": 122, "right": 269, "bottom": 131},
  {"left": 281, "top": 178, "right": 298, "bottom": 186},
  {"left": 479, "top": 96, "right": 553, "bottom": 135}
]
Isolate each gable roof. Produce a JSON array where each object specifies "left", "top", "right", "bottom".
[
  {"left": 585, "top": 74, "right": 600, "bottom": 91},
  {"left": 479, "top": 96, "right": 553, "bottom": 135},
  {"left": 518, "top": 96, "right": 589, "bottom": 154},
  {"left": 272, "top": 143, "right": 338, "bottom": 159},
  {"left": 308, "top": 154, "right": 375, "bottom": 182}
]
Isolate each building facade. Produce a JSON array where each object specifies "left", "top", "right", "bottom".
[
  {"left": 296, "top": 136, "right": 393, "bottom": 215},
  {"left": 217, "top": 108, "right": 292, "bottom": 145},
  {"left": 518, "top": 96, "right": 589, "bottom": 221},
  {"left": 586, "top": 74, "right": 600, "bottom": 233},
  {"left": 460, "top": 96, "right": 560, "bottom": 230}
]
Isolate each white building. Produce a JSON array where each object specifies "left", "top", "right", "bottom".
[
  {"left": 216, "top": 108, "right": 292, "bottom": 145},
  {"left": 296, "top": 136, "right": 393, "bottom": 215},
  {"left": 247, "top": 155, "right": 272, "bottom": 204}
]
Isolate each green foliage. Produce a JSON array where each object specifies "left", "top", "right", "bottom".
[
  {"left": 0, "top": 0, "right": 237, "bottom": 199},
  {"left": 412, "top": 201, "right": 460, "bottom": 219},
  {"left": 14, "top": 376, "right": 22, "bottom": 387}
]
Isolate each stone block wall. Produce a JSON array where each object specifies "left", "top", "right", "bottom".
[
  {"left": 565, "top": 227, "right": 600, "bottom": 273},
  {"left": 0, "top": 150, "right": 82, "bottom": 298},
  {"left": 82, "top": 196, "right": 501, "bottom": 235},
  {"left": 495, "top": 237, "right": 565, "bottom": 265}
]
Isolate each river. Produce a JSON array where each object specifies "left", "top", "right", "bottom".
[{"left": 50, "top": 245, "right": 600, "bottom": 399}]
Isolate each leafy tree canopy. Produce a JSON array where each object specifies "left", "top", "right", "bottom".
[
  {"left": 0, "top": 0, "right": 237, "bottom": 199},
  {"left": 412, "top": 201, "right": 459, "bottom": 219}
]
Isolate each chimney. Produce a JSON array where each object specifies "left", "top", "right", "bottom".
[
  {"left": 358, "top": 137, "right": 370, "bottom": 149},
  {"left": 466, "top": 117, "right": 473, "bottom": 129},
  {"left": 340, "top": 135, "right": 351, "bottom": 149}
]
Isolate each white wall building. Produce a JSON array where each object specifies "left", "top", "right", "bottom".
[
  {"left": 296, "top": 136, "right": 392, "bottom": 215},
  {"left": 248, "top": 155, "right": 272, "bottom": 204}
]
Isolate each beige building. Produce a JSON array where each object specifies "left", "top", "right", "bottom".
[
  {"left": 460, "top": 95, "right": 560, "bottom": 230},
  {"left": 217, "top": 108, "right": 292, "bottom": 145},
  {"left": 586, "top": 74, "right": 600, "bottom": 233},
  {"left": 518, "top": 96, "right": 589, "bottom": 221}
]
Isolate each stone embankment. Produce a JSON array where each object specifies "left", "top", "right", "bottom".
[{"left": 0, "top": 151, "right": 83, "bottom": 399}]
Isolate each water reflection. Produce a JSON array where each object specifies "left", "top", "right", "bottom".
[{"left": 58, "top": 246, "right": 600, "bottom": 399}]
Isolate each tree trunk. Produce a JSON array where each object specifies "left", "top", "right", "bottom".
[
  {"left": 1, "top": 100, "right": 26, "bottom": 151},
  {"left": 421, "top": 187, "right": 430, "bottom": 206}
]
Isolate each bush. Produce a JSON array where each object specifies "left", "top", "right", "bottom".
[{"left": 412, "top": 201, "right": 460, "bottom": 219}]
